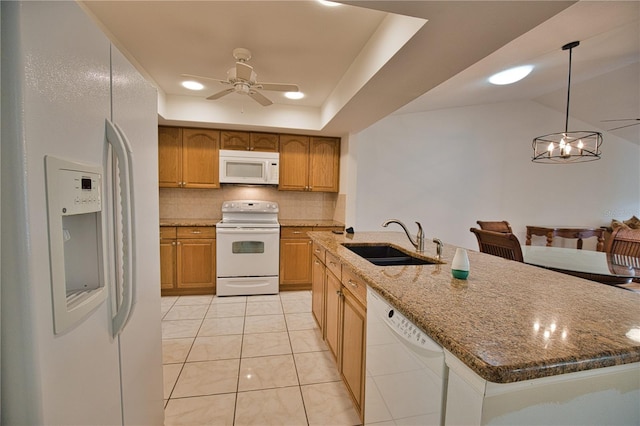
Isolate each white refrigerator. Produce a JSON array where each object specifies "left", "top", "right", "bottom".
[{"left": 1, "top": 2, "right": 165, "bottom": 424}]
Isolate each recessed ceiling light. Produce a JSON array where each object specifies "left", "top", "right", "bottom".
[
  {"left": 285, "top": 91, "right": 305, "bottom": 100},
  {"left": 488, "top": 65, "right": 534, "bottom": 85},
  {"left": 318, "top": 0, "right": 341, "bottom": 7},
  {"left": 181, "top": 80, "right": 204, "bottom": 91}
]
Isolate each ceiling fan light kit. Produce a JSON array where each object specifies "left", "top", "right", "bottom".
[
  {"left": 183, "top": 48, "right": 299, "bottom": 107},
  {"left": 532, "top": 41, "right": 603, "bottom": 164}
]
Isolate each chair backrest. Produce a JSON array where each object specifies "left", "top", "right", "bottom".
[
  {"left": 605, "top": 226, "right": 640, "bottom": 258},
  {"left": 470, "top": 228, "right": 523, "bottom": 262},
  {"left": 476, "top": 220, "right": 513, "bottom": 233}
]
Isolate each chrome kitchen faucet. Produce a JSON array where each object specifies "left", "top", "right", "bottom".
[{"left": 382, "top": 219, "right": 424, "bottom": 253}]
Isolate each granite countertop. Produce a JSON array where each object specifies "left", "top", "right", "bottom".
[
  {"left": 159, "top": 218, "right": 344, "bottom": 227},
  {"left": 308, "top": 231, "right": 640, "bottom": 384},
  {"left": 160, "top": 218, "right": 220, "bottom": 227},
  {"left": 279, "top": 219, "right": 344, "bottom": 227}
]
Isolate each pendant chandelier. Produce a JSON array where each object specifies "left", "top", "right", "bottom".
[{"left": 532, "top": 41, "right": 602, "bottom": 163}]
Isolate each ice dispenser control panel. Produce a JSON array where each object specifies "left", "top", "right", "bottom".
[{"left": 58, "top": 169, "right": 101, "bottom": 215}]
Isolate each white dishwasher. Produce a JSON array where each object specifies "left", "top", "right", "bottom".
[{"left": 365, "top": 287, "right": 449, "bottom": 425}]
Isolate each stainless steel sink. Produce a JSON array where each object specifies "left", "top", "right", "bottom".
[{"left": 342, "top": 243, "right": 440, "bottom": 266}]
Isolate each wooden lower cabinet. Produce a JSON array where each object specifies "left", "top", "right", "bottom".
[
  {"left": 325, "top": 269, "right": 342, "bottom": 361},
  {"left": 341, "top": 285, "right": 366, "bottom": 418},
  {"left": 160, "top": 227, "right": 177, "bottom": 290},
  {"left": 311, "top": 243, "right": 326, "bottom": 329},
  {"left": 312, "top": 246, "right": 367, "bottom": 423},
  {"left": 279, "top": 227, "right": 313, "bottom": 291},
  {"left": 160, "top": 226, "right": 216, "bottom": 296}
]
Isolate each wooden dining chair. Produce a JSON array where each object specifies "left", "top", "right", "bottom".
[
  {"left": 470, "top": 228, "right": 523, "bottom": 262},
  {"left": 476, "top": 220, "right": 513, "bottom": 233},
  {"left": 605, "top": 226, "right": 640, "bottom": 283}
]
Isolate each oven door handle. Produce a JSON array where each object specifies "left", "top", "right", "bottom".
[{"left": 216, "top": 227, "right": 280, "bottom": 234}]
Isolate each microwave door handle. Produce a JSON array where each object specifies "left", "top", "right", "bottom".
[{"left": 265, "top": 160, "right": 270, "bottom": 183}]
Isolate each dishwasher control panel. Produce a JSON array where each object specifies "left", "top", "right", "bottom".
[{"left": 379, "top": 303, "right": 442, "bottom": 352}]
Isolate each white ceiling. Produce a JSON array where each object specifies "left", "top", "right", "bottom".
[{"left": 81, "top": 1, "right": 639, "bottom": 144}]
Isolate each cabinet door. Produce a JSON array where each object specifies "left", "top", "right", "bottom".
[
  {"left": 279, "top": 238, "right": 313, "bottom": 287},
  {"left": 311, "top": 255, "right": 326, "bottom": 331},
  {"left": 309, "top": 137, "right": 340, "bottom": 192},
  {"left": 220, "top": 130, "right": 250, "bottom": 151},
  {"left": 158, "top": 126, "right": 182, "bottom": 187},
  {"left": 182, "top": 128, "right": 219, "bottom": 188},
  {"left": 279, "top": 134, "right": 310, "bottom": 191},
  {"left": 250, "top": 132, "right": 279, "bottom": 152},
  {"left": 325, "top": 270, "right": 342, "bottom": 361},
  {"left": 160, "top": 239, "right": 176, "bottom": 290},
  {"left": 177, "top": 238, "right": 216, "bottom": 290},
  {"left": 341, "top": 289, "right": 366, "bottom": 418}
]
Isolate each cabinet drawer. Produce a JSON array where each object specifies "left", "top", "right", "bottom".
[
  {"left": 177, "top": 226, "right": 216, "bottom": 239},
  {"left": 342, "top": 268, "right": 367, "bottom": 307},
  {"left": 312, "top": 242, "right": 326, "bottom": 263},
  {"left": 160, "top": 226, "right": 177, "bottom": 239},
  {"left": 325, "top": 251, "right": 341, "bottom": 280},
  {"left": 281, "top": 227, "right": 312, "bottom": 239}
]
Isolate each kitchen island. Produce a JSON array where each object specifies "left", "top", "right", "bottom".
[{"left": 308, "top": 231, "right": 640, "bottom": 425}]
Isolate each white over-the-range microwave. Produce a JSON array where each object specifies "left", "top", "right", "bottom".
[{"left": 219, "top": 149, "right": 279, "bottom": 185}]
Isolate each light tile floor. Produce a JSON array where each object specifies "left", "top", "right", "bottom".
[{"left": 161, "top": 291, "right": 361, "bottom": 426}]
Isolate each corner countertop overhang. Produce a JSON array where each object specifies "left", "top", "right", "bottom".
[{"left": 308, "top": 231, "right": 640, "bottom": 384}]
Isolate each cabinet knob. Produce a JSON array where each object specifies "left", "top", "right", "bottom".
[
  {"left": 172, "top": 242, "right": 176, "bottom": 246},
  {"left": 191, "top": 230, "right": 202, "bottom": 234},
  {"left": 348, "top": 279, "right": 358, "bottom": 288},
  {"left": 336, "top": 290, "right": 342, "bottom": 296},
  {"left": 308, "top": 241, "right": 312, "bottom": 245}
]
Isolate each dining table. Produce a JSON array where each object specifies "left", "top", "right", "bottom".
[
  {"left": 525, "top": 225, "right": 605, "bottom": 251},
  {"left": 521, "top": 245, "right": 637, "bottom": 286}
]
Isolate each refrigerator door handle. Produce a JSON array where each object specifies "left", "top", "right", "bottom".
[{"left": 105, "top": 119, "right": 136, "bottom": 337}]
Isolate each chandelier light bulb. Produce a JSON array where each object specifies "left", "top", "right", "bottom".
[
  {"left": 547, "top": 142, "right": 554, "bottom": 152},
  {"left": 577, "top": 140, "right": 584, "bottom": 149}
]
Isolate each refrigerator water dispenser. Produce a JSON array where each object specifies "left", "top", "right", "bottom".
[{"left": 45, "top": 156, "right": 107, "bottom": 334}]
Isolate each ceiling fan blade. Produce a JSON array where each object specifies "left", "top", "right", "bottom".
[
  {"left": 181, "top": 73, "right": 226, "bottom": 83},
  {"left": 206, "top": 88, "right": 234, "bottom": 100},
  {"left": 258, "top": 82, "right": 300, "bottom": 92},
  {"left": 608, "top": 122, "right": 640, "bottom": 131},
  {"left": 249, "top": 90, "right": 273, "bottom": 106},
  {"left": 235, "top": 62, "right": 253, "bottom": 81}
]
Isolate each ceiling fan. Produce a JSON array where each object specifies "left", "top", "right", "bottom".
[
  {"left": 601, "top": 118, "right": 640, "bottom": 131},
  {"left": 182, "top": 48, "right": 299, "bottom": 107}
]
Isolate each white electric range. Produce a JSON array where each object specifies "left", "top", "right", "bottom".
[{"left": 216, "top": 200, "right": 280, "bottom": 296}]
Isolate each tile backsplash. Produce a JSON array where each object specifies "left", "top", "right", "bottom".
[{"left": 160, "top": 186, "right": 343, "bottom": 222}]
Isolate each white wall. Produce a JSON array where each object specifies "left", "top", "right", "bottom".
[{"left": 351, "top": 100, "right": 640, "bottom": 252}]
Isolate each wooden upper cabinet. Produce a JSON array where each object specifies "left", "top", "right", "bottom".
[
  {"left": 159, "top": 126, "right": 219, "bottom": 188},
  {"left": 279, "top": 135, "right": 310, "bottom": 191},
  {"left": 220, "top": 131, "right": 250, "bottom": 151},
  {"left": 279, "top": 134, "right": 339, "bottom": 192},
  {"left": 221, "top": 131, "right": 279, "bottom": 152},
  {"left": 309, "top": 137, "right": 340, "bottom": 193},
  {"left": 181, "top": 128, "right": 220, "bottom": 188},
  {"left": 250, "top": 133, "right": 279, "bottom": 152},
  {"left": 158, "top": 127, "right": 182, "bottom": 188}
]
